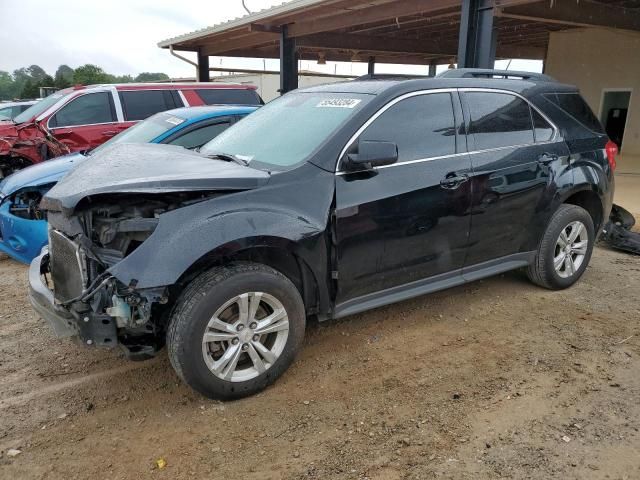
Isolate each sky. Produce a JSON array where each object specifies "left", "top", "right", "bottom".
[{"left": 0, "top": 0, "right": 540, "bottom": 79}]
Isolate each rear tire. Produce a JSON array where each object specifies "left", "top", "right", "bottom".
[
  {"left": 167, "top": 263, "right": 305, "bottom": 400},
  {"left": 527, "top": 204, "right": 595, "bottom": 290}
]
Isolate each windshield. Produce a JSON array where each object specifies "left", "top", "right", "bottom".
[
  {"left": 13, "top": 91, "right": 66, "bottom": 124},
  {"left": 91, "top": 111, "right": 185, "bottom": 155},
  {"left": 0, "top": 106, "right": 13, "bottom": 120},
  {"left": 200, "top": 92, "right": 371, "bottom": 170}
]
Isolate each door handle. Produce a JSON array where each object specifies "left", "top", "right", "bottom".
[
  {"left": 103, "top": 131, "right": 118, "bottom": 137},
  {"left": 440, "top": 174, "right": 469, "bottom": 189},
  {"left": 538, "top": 152, "right": 558, "bottom": 165}
]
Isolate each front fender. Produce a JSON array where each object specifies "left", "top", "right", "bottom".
[{"left": 108, "top": 166, "right": 335, "bottom": 290}]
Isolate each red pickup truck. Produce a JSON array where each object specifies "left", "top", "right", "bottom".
[{"left": 0, "top": 82, "right": 262, "bottom": 176}]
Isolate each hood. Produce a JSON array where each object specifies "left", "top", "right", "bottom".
[
  {"left": 0, "top": 152, "right": 86, "bottom": 196},
  {"left": 42, "top": 143, "right": 271, "bottom": 213}
]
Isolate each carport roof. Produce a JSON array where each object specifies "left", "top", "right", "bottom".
[{"left": 158, "top": 0, "right": 640, "bottom": 64}]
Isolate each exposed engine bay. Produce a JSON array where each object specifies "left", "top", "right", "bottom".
[{"left": 44, "top": 191, "right": 223, "bottom": 358}]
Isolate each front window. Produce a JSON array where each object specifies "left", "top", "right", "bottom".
[
  {"left": 90, "top": 111, "right": 186, "bottom": 155},
  {"left": 200, "top": 92, "right": 372, "bottom": 170},
  {"left": 13, "top": 91, "right": 67, "bottom": 124}
]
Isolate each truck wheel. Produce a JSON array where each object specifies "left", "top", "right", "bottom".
[
  {"left": 167, "top": 263, "right": 306, "bottom": 400},
  {"left": 527, "top": 204, "right": 595, "bottom": 290}
]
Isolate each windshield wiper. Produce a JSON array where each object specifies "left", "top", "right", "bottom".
[{"left": 205, "top": 152, "right": 249, "bottom": 167}]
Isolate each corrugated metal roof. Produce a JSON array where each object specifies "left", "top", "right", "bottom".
[{"left": 157, "top": 0, "right": 326, "bottom": 48}]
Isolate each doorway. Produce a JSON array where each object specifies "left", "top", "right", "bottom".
[{"left": 600, "top": 89, "right": 632, "bottom": 151}]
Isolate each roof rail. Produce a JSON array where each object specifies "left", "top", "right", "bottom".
[{"left": 437, "top": 68, "right": 555, "bottom": 82}]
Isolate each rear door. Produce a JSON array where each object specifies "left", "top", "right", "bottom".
[
  {"left": 47, "top": 91, "right": 119, "bottom": 152},
  {"left": 461, "top": 89, "right": 570, "bottom": 267},
  {"left": 118, "top": 89, "right": 183, "bottom": 131},
  {"left": 335, "top": 90, "right": 472, "bottom": 304},
  {"left": 195, "top": 88, "right": 263, "bottom": 106}
]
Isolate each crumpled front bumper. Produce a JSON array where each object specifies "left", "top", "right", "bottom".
[
  {"left": 28, "top": 248, "right": 76, "bottom": 338},
  {"left": 29, "top": 247, "right": 120, "bottom": 346}
]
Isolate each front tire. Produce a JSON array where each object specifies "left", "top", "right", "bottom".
[
  {"left": 527, "top": 204, "right": 595, "bottom": 290},
  {"left": 167, "top": 263, "right": 306, "bottom": 400}
]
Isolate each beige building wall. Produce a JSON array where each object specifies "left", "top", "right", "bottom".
[
  {"left": 545, "top": 28, "right": 640, "bottom": 174},
  {"left": 212, "top": 72, "right": 352, "bottom": 102}
]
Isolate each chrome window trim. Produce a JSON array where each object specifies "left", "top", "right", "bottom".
[
  {"left": 178, "top": 90, "right": 189, "bottom": 107},
  {"left": 35, "top": 87, "right": 112, "bottom": 123},
  {"left": 335, "top": 88, "right": 457, "bottom": 173},
  {"left": 459, "top": 87, "right": 560, "bottom": 143},
  {"left": 335, "top": 87, "right": 560, "bottom": 175},
  {"left": 46, "top": 90, "right": 119, "bottom": 130}
]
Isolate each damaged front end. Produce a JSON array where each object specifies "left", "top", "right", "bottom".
[
  {"left": 31, "top": 191, "right": 224, "bottom": 359},
  {"left": 0, "top": 122, "right": 69, "bottom": 177},
  {"left": 28, "top": 143, "right": 271, "bottom": 358}
]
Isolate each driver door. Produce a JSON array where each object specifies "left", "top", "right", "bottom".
[
  {"left": 334, "top": 91, "right": 473, "bottom": 308},
  {"left": 47, "top": 91, "right": 120, "bottom": 152}
]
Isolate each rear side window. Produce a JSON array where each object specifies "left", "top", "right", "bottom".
[
  {"left": 196, "top": 89, "right": 262, "bottom": 106},
  {"left": 543, "top": 93, "right": 604, "bottom": 133},
  {"left": 167, "top": 121, "right": 231, "bottom": 149},
  {"left": 359, "top": 93, "right": 457, "bottom": 163},
  {"left": 119, "top": 90, "right": 179, "bottom": 121},
  {"left": 465, "top": 92, "right": 534, "bottom": 150},
  {"left": 50, "top": 92, "right": 116, "bottom": 127},
  {"left": 532, "top": 109, "right": 554, "bottom": 142}
]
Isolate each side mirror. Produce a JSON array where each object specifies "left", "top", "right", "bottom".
[{"left": 346, "top": 140, "right": 398, "bottom": 169}]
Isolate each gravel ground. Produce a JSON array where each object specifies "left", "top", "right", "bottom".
[{"left": 0, "top": 244, "right": 639, "bottom": 480}]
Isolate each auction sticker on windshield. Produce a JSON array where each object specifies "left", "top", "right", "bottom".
[{"left": 316, "top": 98, "right": 362, "bottom": 108}]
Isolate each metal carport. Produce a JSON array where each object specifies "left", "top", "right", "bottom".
[{"left": 158, "top": 0, "right": 640, "bottom": 93}]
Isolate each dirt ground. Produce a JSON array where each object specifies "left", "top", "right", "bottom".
[{"left": 1, "top": 242, "right": 639, "bottom": 480}]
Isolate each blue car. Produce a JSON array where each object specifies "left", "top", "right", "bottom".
[{"left": 0, "top": 105, "right": 257, "bottom": 263}]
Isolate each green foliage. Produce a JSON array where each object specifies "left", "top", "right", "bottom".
[
  {"left": 54, "top": 65, "right": 75, "bottom": 89},
  {"left": 0, "top": 64, "right": 170, "bottom": 101},
  {"left": 72, "top": 64, "right": 112, "bottom": 85},
  {"left": 134, "top": 72, "right": 170, "bottom": 82}
]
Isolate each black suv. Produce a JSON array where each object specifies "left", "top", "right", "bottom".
[{"left": 29, "top": 69, "right": 616, "bottom": 399}]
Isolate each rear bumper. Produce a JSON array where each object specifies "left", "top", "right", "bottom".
[{"left": 28, "top": 248, "right": 76, "bottom": 338}]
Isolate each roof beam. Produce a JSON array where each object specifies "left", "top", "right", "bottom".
[
  {"left": 286, "top": 0, "right": 461, "bottom": 37},
  {"left": 498, "top": 0, "right": 640, "bottom": 32},
  {"left": 296, "top": 32, "right": 459, "bottom": 56},
  {"left": 296, "top": 31, "right": 545, "bottom": 59},
  {"left": 201, "top": 33, "right": 278, "bottom": 55}
]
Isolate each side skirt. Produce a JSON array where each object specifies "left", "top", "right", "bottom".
[{"left": 332, "top": 252, "right": 535, "bottom": 319}]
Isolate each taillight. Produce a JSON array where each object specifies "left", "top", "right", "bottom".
[{"left": 605, "top": 140, "right": 618, "bottom": 171}]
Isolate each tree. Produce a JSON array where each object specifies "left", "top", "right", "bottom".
[
  {"left": 111, "top": 74, "right": 134, "bottom": 83},
  {"left": 26, "top": 65, "right": 49, "bottom": 83},
  {"left": 0, "top": 71, "right": 16, "bottom": 100},
  {"left": 134, "top": 72, "right": 170, "bottom": 82},
  {"left": 54, "top": 65, "right": 75, "bottom": 89},
  {"left": 73, "top": 64, "right": 111, "bottom": 85}
]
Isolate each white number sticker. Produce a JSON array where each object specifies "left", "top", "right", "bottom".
[{"left": 316, "top": 98, "right": 361, "bottom": 109}]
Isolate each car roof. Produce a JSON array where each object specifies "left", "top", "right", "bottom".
[
  {"left": 102, "top": 82, "right": 257, "bottom": 91},
  {"left": 163, "top": 105, "right": 259, "bottom": 121},
  {"left": 300, "top": 77, "right": 578, "bottom": 97}
]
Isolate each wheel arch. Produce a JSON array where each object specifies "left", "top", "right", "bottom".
[
  {"left": 172, "top": 236, "right": 328, "bottom": 318},
  {"left": 560, "top": 187, "right": 605, "bottom": 232}
]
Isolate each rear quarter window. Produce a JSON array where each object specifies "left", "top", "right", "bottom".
[
  {"left": 543, "top": 93, "right": 604, "bottom": 134},
  {"left": 196, "top": 89, "right": 262, "bottom": 106}
]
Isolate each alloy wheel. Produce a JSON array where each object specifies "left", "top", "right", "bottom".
[
  {"left": 201, "top": 292, "right": 290, "bottom": 382},
  {"left": 553, "top": 221, "right": 588, "bottom": 278}
]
